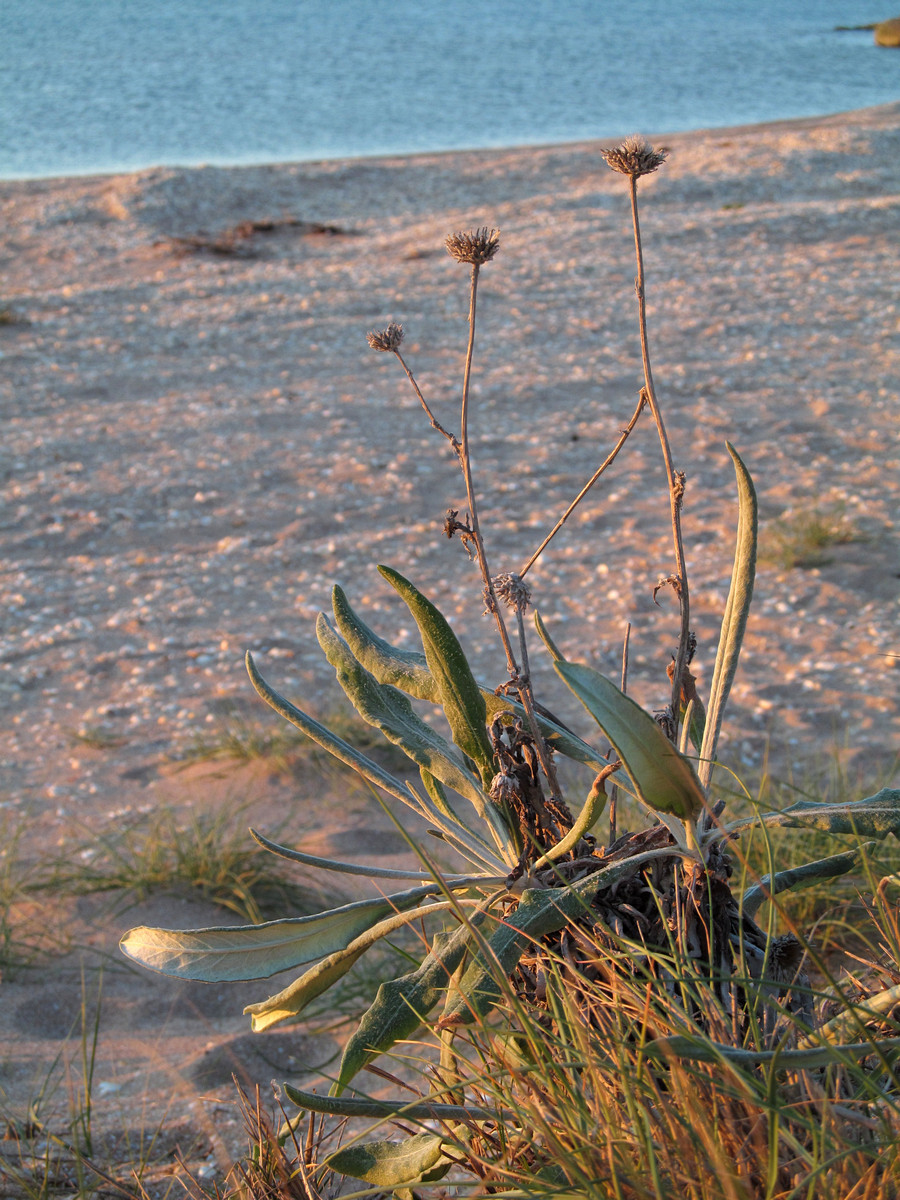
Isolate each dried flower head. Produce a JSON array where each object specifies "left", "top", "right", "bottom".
[
  {"left": 493, "top": 572, "right": 532, "bottom": 611},
  {"left": 489, "top": 771, "right": 521, "bottom": 805},
  {"left": 445, "top": 227, "right": 500, "bottom": 265},
  {"left": 600, "top": 136, "right": 668, "bottom": 178},
  {"left": 366, "top": 322, "right": 404, "bottom": 352}
]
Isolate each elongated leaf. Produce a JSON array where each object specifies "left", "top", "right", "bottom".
[
  {"left": 336, "top": 919, "right": 480, "bottom": 1093},
  {"left": 246, "top": 651, "right": 412, "bottom": 808},
  {"left": 247, "top": 945, "right": 369, "bottom": 1032},
  {"left": 644, "top": 1036, "right": 900, "bottom": 1069},
  {"left": 120, "top": 885, "right": 442, "bottom": 983},
  {"left": 332, "top": 584, "right": 434, "bottom": 699},
  {"left": 533, "top": 610, "right": 565, "bottom": 662},
  {"left": 326, "top": 1134, "right": 451, "bottom": 1188},
  {"left": 317, "top": 613, "right": 486, "bottom": 810},
  {"left": 244, "top": 900, "right": 471, "bottom": 1032},
  {"left": 377, "top": 567, "right": 495, "bottom": 786},
  {"left": 698, "top": 443, "right": 757, "bottom": 789},
  {"left": 728, "top": 789, "right": 900, "bottom": 840},
  {"left": 250, "top": 828, "right": 501, "bottom": 885},
  {"left": 741, "top": 845, "right": 872, "bottom": 919},
  {"left": 283, "top": 1082, "right": 494, "bottom": 1121},
  {"left": 332, "top": 583, "right": 607, "bottom": 772},
  {"left": 250, "top": 828, "right": 435, "bottom": 880},
  {"left": 556, "top": 660, "right": 705, "bottom": 820},
  {"left": 531, "top": 770, "right": 610, "bottom": 869},
  {"left": 440, "top": 850, "right": 675, "bottom": 1025},
  {"left": 799, "top": 983, "right": 900, "bottom": 1048}
]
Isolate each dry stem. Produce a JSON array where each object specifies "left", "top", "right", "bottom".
[
  {"left": 628, "top": 174, "right": 692, "bottom": 730},
  {"left": 519, "top": 389, "right": 646, "bottom": 579}
]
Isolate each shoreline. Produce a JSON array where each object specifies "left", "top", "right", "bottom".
[
  {"left": 4, "top": 99, "right": 899, "bottom": 187},
  {"left": 0, "top": 99, "right": 898, "bottom": 847}
]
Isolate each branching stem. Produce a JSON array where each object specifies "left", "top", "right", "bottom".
[
  {"left": 394, "top": 350, "right": 459, "bottom": 450},
  {"left": 520, "top": 390, "right": 646, "bottom": 579}
]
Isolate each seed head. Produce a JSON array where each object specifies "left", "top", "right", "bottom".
[
  {"left": 445, "top": 227, "right": 500, "bottom": 266},
  {"left": 366, "top": 322, "right": 404, "bottom": 352},
  {"left": 490, "top": 771, "right": 521, "bottom": 805},
  {"left": 601, "top": 136, "right": 668, "bottom": 179},
  {"left": 493, "top": 572, "right": 531, "bottom": 611}
]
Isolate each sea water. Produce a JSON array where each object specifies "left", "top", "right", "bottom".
[{"left": 1, "top": 0, "right": 898, "bottom": 179}]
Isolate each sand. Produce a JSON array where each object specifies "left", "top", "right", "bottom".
[{"left": 0, "top": 102, "right": 898, "bottom": 1185}]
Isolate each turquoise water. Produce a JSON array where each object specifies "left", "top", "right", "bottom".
[{"left": 1, "top": 0, "right": 898, "bottom": 179}]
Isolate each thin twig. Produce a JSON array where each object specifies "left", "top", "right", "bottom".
[
  {"left": 520, "top": 390, "right": 647, "bottom": 579},
  {"left": 394, "top": 350, "right": 460, "bottom": 449},
  {"left": 628, "top": 174, "right": 691, "bottom": 730}
]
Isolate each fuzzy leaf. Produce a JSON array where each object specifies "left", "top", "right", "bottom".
[
  {"left": 282, "top": 1082, "right": 494, "bottom": 1121},
  {"left": 332, "top": 583, "right": 606, "bottom": 772},
  {"left": 332, "top": 584, "right": 434, "bottom": 699},
  {"left": 244, "top": 901, "right": 472, "bottom": 1031},
  {"left": 246, "top": 651, "right": 412, "bottom": 806},
  {"left": 440, "top": 852, "right": 669, "bottom": 1025},
  {"left": 698, "top": 444, "right": 757, "bottom": 788},
  {"left": 531, "top": 770, "right": 610, "bottom": 869},
  {"left": 644, "top": 1036, "right": 900, "bottom": 1069},
  {"left": 317, "top": 613, "right": 486, "bottom": 810},
  {"left": 325, "top": 1134, "right": 451, "bottom": 1188},
  {"left": 336, "top": 919, "right": 479, "bottom": 1093},
  {"left": 120, "top": 886, "right": 439, "bottom": 982},
  {"left": 533, "top": 610, "right": 566, "bottom": 662},
  {"left": 741, "top": 845, "right": 873, "bottom": 919},
  {"left": 249, "top": 828, "right": 435, "bottom": 880},
  {"left": 377, "top": 567, "right": 495, "bottom": 786},
  {"left": 728, "top": 789, "right": 900, "bottom": 840},
  {"left": 556, "top": 660, "right": 705, "bottom": 819}
]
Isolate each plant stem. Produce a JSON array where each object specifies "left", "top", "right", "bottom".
[
  {"left": 394, "top": 350, "right": 459, "bottom": 449},
  {"left": 457, "top": 263, "right": 519, "bottom": 677},
  {"left": 458, "top": 263, "right": 562, "bottom": 800},
  {"left": 519, "top": 390, "right": 646, "bottom": 579},
  {"left": 628, "top": 174, "right": 691, "bottom": 731}
]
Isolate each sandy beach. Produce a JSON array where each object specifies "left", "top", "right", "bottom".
[{"left": 0, "top": 103, "right": 898, "bottom": 1178}]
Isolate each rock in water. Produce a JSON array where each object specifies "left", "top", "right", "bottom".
[{"left": 875, "top": 17, "right": 900, "bottom": 46}]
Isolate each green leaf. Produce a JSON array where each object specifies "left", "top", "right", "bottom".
[
  {"left": 728, "top": 789, "right": 900, "bottom": 840},
  {"left": 643, "top": 1036, "right": 900, "bottom": 1069},
  {"left": 799, "top": 983, "right": 900, "bottom": 1048},
  {"left": 244, "top": 901, "right": 472, "bottom": 1032},
  {"left": 533, "top": 610, "right": 565, "bottom": 661},
  {"left": 332, "top": 584, "right": 434, "bottom": 700},
  {"left": 282, "top": 1082, "right": 494, "bottom": 1121},
  {"left": 249, "top": 828, "right": 435, "bottom": 880},
  {"left": 246, "top": 945, "right": 368, "bottom": 1032},
  {"left": 440, "top": 852, "right": 671, "bottom": 1025},
  {"left": 531, "top": 770, "right": 610, "bottom": 869},
  {"left": 698, "top": 443, "right": 757, "bottom": 789},
  {"left": 325, "top": 1134, "right": 451, "bottom": 1188},
  {"left": 245, "top": 650, "right": 412, "bottom": 808},
  {"left": 336, "top": 919, "right": 479, "bottom": 1093},
  {"left": 741, "top": 845, "right": 873, "bottom": 919},
  {"left": 317, "top": 613, "right": 487, "bottom": 811},
  {"left": 332, "top": 583, "right": 607, "bottom": 772},
  {"left": 250, "top": 828, "right": 500, "bottom": 885},
  {"left": 119, "top": 885, "right": 442, "bottom": 983},
  {"left": 377, "top": 567, "right": 495, "bottom": 786},
  {"left": 555, "top": 660, "right": 705, "bottom": 820}
]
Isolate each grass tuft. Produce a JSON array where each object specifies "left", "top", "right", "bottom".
[{"left": 761, "top": 503, "right": 862, "bottom": 569}]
